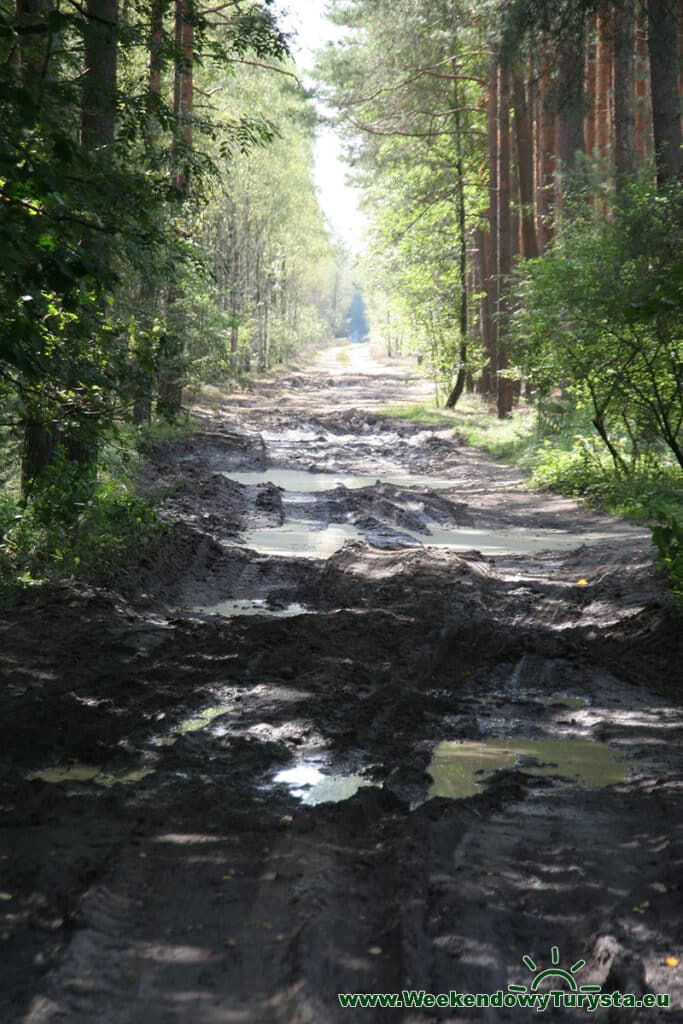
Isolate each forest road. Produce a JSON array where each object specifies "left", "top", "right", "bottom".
[{"left": 1, "top": 343, "right": 683, "bottom": 1023}]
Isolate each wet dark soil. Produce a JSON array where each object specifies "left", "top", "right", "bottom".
[{"left": 1, "top": 345, "right": 683, "bottom": 1022}]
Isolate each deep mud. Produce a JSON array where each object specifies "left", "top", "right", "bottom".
[{"left": 2, "top": 344, "right": 683, "bottom": 1022}]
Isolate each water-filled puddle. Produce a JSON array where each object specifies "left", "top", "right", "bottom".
[
  {"left": 544, "top": 693, "right": 590, "bottom": 709},
  {"left": 29, "top": 764, "right": 101, "bottom": 784},
  {"left": 223, "top": 468, "right": 458, "bottom": 492},
  {"left": 29, "top": 763, "right": 156, "bottom": 786},
  {"left": 193, "top": 599, "right": 309, "bottom": 618},
  {"left": 99, "top": 768, "right": 156, "bottom": 786},
  {"left": 155, "top": 705, "right": 233, "bottom": 747},
  {"left": 428, "top": 738, "right": 628, "bottom": 800},
  {"left": 239, "top": 521, "right": 601, "bottom": 559},
  {"left": 273, "top": 763, "right": 377, "bottom": 805},
  {"left": 241, "top": 522, "right": 361, "bottom": 558},
  {"left": 502, "top": 688, "right": 590, "bottom": 709},
  {"left": 225, "top": 469, "right": 627, "bottom": 558},
  {"left": 405, "top": 526, "right": 593, "bottom": 555}
]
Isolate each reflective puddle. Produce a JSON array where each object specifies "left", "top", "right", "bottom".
[
  {"left": 273, "top": 763, "right": 377, "bottom": 805},
  {"left": 543, "top": 693, "right": 590, "bottom": 709},
  {"left": 155, "top": 705, "right": 234, "bottom": 747},
  {"left": 428, "top": 738, "right": 628, "bottom": 800},
  {"left": 29, "top": 764, "right": 156, "bottom": 786},
  {"left": 224, "top": 468, "right": 629, "bottom": 558},
  {"left": 241, "top": 522, "right": 362, "bottom": 558},
  {"left": 239, "top": 521, "right": 600, "bottom": 559},
  {"left": 99, "top": 768, "right": 156, "bottom": 786},
  {"left": 499, "top": 688, "right": 590, "bottom": 708},
  {"left": 193, "top": 599, "right": 309, "bottom": 618},
  {"left": 223, "top": 468, "right": 457, "bottom": 492},
  {"left": 405, "top": 526, "right": 594, "bottom": 555}
]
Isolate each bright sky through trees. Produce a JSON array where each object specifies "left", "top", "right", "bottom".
[{"left": 274, "top": 0, "right": 366, "bottom": 253}]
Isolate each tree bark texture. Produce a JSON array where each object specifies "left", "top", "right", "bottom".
[
  {"left": 173, "top": 0, "right": 193, "bottom": 193},
  {"left": 82, "top": 0, "right": 118, "bottom": 153},
  {"left": 536, "top": 56, "right": 555, "bottom": 252},
  {"left": 445, "top": 82, "right": 468, "bottom": 409},
  {"left": 158, "top": 0, "right": 194, "bottom": 421},
  {"left": 596, "top": 11, "right": 613, "bottom": 169},
  {"left": 513, "top": 71, "right": 539, "bottom": 259},
  {"left": 484, "top": 58, "right": 499, "bottom": 396},
  {"left": 648, "top": 0, "right": 682, "bottom": 181},
  {"left": 16, "top": 0, "right": 58, "bottom": 492},
  {"left": 584, "top": 17, "right": 597, "bottom": 159},
  {"left": 557, "top": 28, "right": 585, "bottom": 176},
  {"left": 635, "top": 7, "right": 652, "bottom": 162},
  {"left": 497, "top": 66, "right": 514, "bottom": 419},
  {"left": 614, "top": 0, "right": 637, "bottom": 183}
]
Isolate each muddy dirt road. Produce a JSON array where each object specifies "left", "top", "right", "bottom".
[{"left": 2, "top": 344, "right": 683, "bottom": 1022}]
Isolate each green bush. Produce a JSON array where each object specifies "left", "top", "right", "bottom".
[
  {"left": 0, "top": 441, "right": 164, "bottom": 601},
  {"left": 649, "top": 505, "right": 683, "bottom": 598},
  {"left": 511, "top": 179, "right": 683, "bottom": 477}
]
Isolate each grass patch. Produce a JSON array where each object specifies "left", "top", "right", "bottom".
[
  {"left": 128, "top": 413, "right": 200, "bottom": 453},
  {"left": 380, "top": 396, "right": 536, "bottom": 462},
  {"left": 381, "top": 403, "right": 456, "bottom": 427}
]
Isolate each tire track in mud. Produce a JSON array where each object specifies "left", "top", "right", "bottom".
[{"left": 3, "top": 346, "right": 683, "bottom": 1022}]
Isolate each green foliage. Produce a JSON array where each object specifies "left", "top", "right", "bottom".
[
  {"left": 0, "top": 0, "right": 307, "bottom": 482},
  {"left": 187, "top": 63, "right": 342, "bottom": 380},
  {"left": 650, "top": 505, "right": 683, "bottom": 597},
  {"left": 380, "top": 403, "right": 457, "bottom": 427},
  {"left": 380, "top": 396, "right": 536, "bottom": 458},
  {"left": 529, "top": 434, "right": 614, "bottom": 496},
  {"left": 320, "top": 0, "right": 487, "bottom": 388},
  {"left": 511, "top": 179, "right": 683, "bottom": 476},
  {"left": 0, "top": 0, "right": 346, "bottom": 583},
  {"left": 0, "top": 459, "right": 162, "bottom": 601}
]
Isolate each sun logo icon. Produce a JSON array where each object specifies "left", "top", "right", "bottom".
[{"left": 508, "top": 946, "right": 601, "bottom": 995}]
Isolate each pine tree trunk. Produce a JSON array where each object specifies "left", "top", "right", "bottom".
[
  {"left": 21, "top": 416, "right": 59, "bottom": 496},
  {"left": 585, "top": 17, "right": 597, "bottom": 160},
  {"left": 635, "top": 7, "right": 652, "bottom": 163},
  {"left": 173, "top": 0, "right": 193, "bottom": 193},
  {"left": 513, "top": 72, "right": 539, "bottom": 259},
  {"left": 475, "top": 227, "right": 492, "bottom": 394},
  {"left": 557, "top": 28, "right": 585, "bottom": 179},
  {"left": 678, "top": 0, "right": 683, "bottom": 140},
  {"left": 537, "top": 55, "right": 555, "bottom": 252},
  {"left": 16, "top": 0, "right": 60, "bottom": 493},
  {"left": 648, "top": 0, "right": 682, "bottom": 182},
  {"left": 614, "top": 0, "right": 637, "bottom": 184},
  {"left": 82, "top": 0, "right": 117, "bottom": 153},
  {"left": 17, "top": 1, "right": 57, "bottom": 490},
  {"left": 445, "top": 83, "right": 468, "bottom": 409},
  {"left": 497, "top": 66, "right": 514, "bottom": 419},
  {"left": 596, "top": 11, "right": 614, "bottom": 171},
  {"left": 67, "top": 0, "right": 118, "bottom": 467},
  {"left": 132, "top": 0, "right": 165, "bottom": 425},
  {"left": 149, "top": 0, "right": 164, "bottom": 101},
  {"left": 158, "top": 0, "right": 193, "bottom": 420},
  {"left": 484, "top": 58, "right": 499, "bottom": 397}
]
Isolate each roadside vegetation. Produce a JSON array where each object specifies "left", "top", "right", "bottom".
[
  {"left": 0, "top": 422, "right": 186, "bottom": 603},
  {"left": 0, "top": 2, "right": 356, "bottom": 598},
  {"left": 1, "top": 0, "right": 681, "bottom": 601},
  {"left": 321, "top": 0, "right": 683, "bottom": 599}
]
